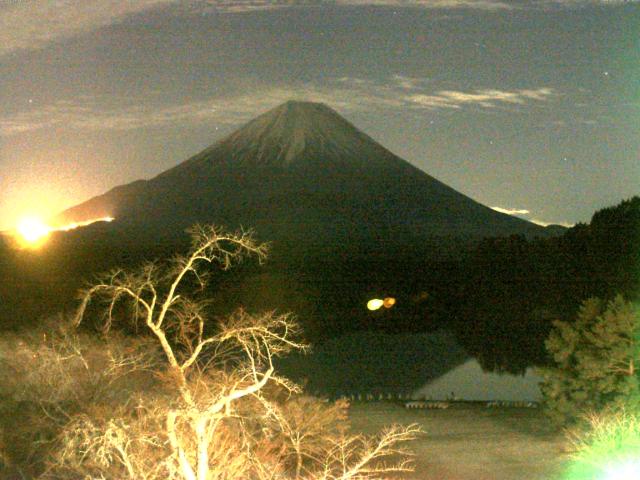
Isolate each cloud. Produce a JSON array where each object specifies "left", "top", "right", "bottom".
[
  {"left": 180, "top": 0, "right": 516, "bottom": 13},
  {"left": 3, "top": 0, "right": 634, "bottom": 57},
  {"left": 540, "top": 0, "right": 638, "bottom": 6},
  {"left": 0, "top": 78, "right": 557, "bottom": 136},
  {"left": 0, "top": 87, "right": 348, "bottom": 135},
  {"left": 405, "top": 88, "right": 555, "bottom": 110},
  {"left": 159, "top": 0, "right": 640, "bottom": 18},
  {"left": 0, "top": 0, "right": 516, "bottom": 58},
  {"left": 172, "top": 1, "right": 303, "bottom": 14},
  {"left": 0, "top": 0, "right": 176, "bottom": 56},
  {"left": 491, "top": 206, "right": 531, "bottom": 215},
  {"left": 207, "top": 0, "right": 640, "bottom": 10},
  {"left": 334, "top": 76, "right": 555, "bottom": 110},
  {"left": 0, "top": 0, "right": 511, "bottom": 58},
  {"left": 333, "top": 0, "right": 514, "bottom": 9},
  {"left": 392, "top": 75, "right": 433, "bottom": 90}
]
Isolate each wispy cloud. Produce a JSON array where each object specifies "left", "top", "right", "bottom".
[
  {"left": 179, "top": 0, "right": 517, "bottom": 14},
  {"left": 204, "top": 0, "right": 637, "bottom": 12},
  {"left": 161, "top": 0, "right": 640, "bottom": 18},
  {"left": 541, "top": 0, "right": 638, "bottom": 6},
  {"left": 0, "top": 87, "right": 342, "bottom": 135},
  {"left": 0, "top": 0, "right": 515, "bottom": 58},
  {"left": 3, "top": 1, "right": 634, "bottom": 57},
  {"left": 392, "top": 75, "right": 433, "bottom": 90},
  {"left": 0, "top": 0, "right": 176, "bottom": 56},
  {"left": 0, "top": 81, "right": 554, "bottom": 138},
  {"left": 405, "top": 88, "right": 555, "bottom": 110},
  {"left": 334, "top": 0, "right": 514, "bottom": 9},
  {"left": 335, "top": 76, "right": 555, "bottom": 110},
  {"left": 172, "top": 1, "right": 301, "bottom": 14},
  {"left": 0, "top": 78, "right": 557, "bottom": 136},
  {"left": 0, "top": 0, "right": 510, "bottom": 58}
]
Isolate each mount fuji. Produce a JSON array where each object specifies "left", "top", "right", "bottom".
[{"left": 57, "top": 101, "right": 549, "bottom": 250}]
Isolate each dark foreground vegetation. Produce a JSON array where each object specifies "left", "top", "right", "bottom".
[
  {"left": 1, "top": 197, "right": 638, "bottom": 375},
  {"left": 453, "top": 196, "right": 640, "bottom": 372},
  {"left": 0, "top": 197, "right": 638, "bottom": 478}
]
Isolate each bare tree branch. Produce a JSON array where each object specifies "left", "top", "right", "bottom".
[{"left": 44, "top": 225, "right": 422, "bottom": 480}]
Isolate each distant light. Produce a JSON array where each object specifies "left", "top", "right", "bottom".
[
  {"left": 13, "top": 216, "right": 114, "bottom": 249},
  {"left": 383, "top": 297, "right": 396, "bottom": 308},
  {"left": 603, "top": 460, "right": 640, "bottom": 480},
  {"left": 56, "top": 216, "right": 114, "bottom": 231},
  {"left": 16, "top": 217, "right": 50, "bottom": 246},
  {"left": 367, "top": 299, "right": 384, "bottom": 311}
]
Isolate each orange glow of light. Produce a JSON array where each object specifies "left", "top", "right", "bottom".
[
  {"left": 383, "top": 297, "right": 396, "bottom": 308},
  {"left": 13, "top": 216, "right": 114, "bottom": 249},
  {"left": 56, "top": 216, "right": 114, "bottom": 231},
  {"left": 16, "top": 216, "right": 50, "bottom": 246}
]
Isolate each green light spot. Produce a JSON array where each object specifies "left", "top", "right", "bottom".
[
  {"left": 563, "top": 410, "right": 640, "bottom": 480},
  {"left": 603, "top": 460, "right": 640, "bottom": 480}
]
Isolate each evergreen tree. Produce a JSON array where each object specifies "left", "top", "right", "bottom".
[{"left": 539, "top": 295, "right": 640, "bottom": 426}]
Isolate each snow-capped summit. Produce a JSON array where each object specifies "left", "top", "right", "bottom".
[{"left": 164, "top": 100, "right": 409, "bottom": 174}]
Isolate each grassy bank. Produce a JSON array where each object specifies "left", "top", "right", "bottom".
[{"left": 348, "top": 402, "right": 568, "bottom": 480}]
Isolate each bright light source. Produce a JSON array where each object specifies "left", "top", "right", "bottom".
[
  {"left": 13, "top": 215, "right": 115, "bottom": 249},
  {"left": 603, "top": 459, "right": 640, "bottom": 480},
  {"left": 56, "top": 216, "right": 114, "bottom": 231},
  {"left": 383, "top": 297, "right": 396, "bottom": 308},
  {"left": 367, "top": 299, "right": 384, "bottom": 311},
  {"left": 16, "top": 216, "right": 50, "bottom": 246}
]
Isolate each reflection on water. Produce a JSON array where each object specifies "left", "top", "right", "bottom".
[{"left": 277, "top": 329, "right": 469, "bottom": 396}]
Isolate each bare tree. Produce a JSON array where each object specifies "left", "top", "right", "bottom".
[
  {"left": 0, "top": 314, "right": 160, "bottom": 479},
  {"left": 44, "top": 225, "right": 422, "bottom": 480}
]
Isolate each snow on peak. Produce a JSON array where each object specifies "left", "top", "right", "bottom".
[{"left": 218, "top": 100, "right": 390, "bottom": 168}]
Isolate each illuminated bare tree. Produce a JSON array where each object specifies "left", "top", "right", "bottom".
[{"left": 62, "top": 225, "right": 420, "bottom": 480}]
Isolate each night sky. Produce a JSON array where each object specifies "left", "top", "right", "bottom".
[{"left": 1, "top": 0, "right": 638, "bottom": 231}]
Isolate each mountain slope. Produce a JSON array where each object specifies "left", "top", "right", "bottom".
[{"left": 58, "top": 100, "right": 548, "bottom": 248}]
